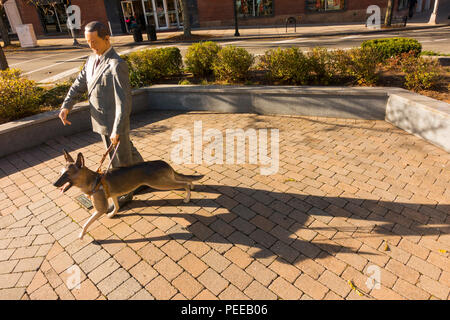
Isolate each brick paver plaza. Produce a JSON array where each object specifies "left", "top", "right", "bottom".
[{"left": 0, "top": 111, "right": 449, "bottom": 300}]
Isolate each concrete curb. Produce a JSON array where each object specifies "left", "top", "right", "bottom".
[
  {"left": 1, "top": 85, "right": 449, "bottom": 158},
  {"left": 7, "top": 24, "right": 448, "bottom": 52}
]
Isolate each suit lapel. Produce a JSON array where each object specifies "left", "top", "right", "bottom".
[{"left": 88, "top": 48, "right": 115, "bottom": 96}]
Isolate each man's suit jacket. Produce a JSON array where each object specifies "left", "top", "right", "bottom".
[{"left": 61, "top": 47, "right": 131, "bottom": 137}]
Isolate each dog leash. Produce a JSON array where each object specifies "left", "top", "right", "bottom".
[{"left": 91, "top": 141, "right": 120, "bottom": 195}]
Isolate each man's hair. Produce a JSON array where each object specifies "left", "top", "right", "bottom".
[{"left": 85, "top": 21, "right": 110, "bottom": 39}]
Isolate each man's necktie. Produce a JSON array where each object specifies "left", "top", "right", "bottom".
[{"left": 92, "top": 57, "right": 101, "bottom": 75}]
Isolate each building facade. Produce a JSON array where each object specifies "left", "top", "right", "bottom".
[{"left": 3, "top": 0, "right": 437, "bottom": 37}]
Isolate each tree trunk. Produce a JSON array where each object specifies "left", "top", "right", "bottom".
[
  {"left": 0, "top": 6, "right": 11, "bottom": 47},
  {"left": 385, "top": 0, "right": 394, "bottom": 26},
  {"left": 181, "top": 0, "right": 191, "bottom": 37},
  {"left": 0, "top": 45, "right": 8, "bottom": 70}
]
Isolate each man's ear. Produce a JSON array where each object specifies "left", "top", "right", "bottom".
[
  {"left": 75, "top": 153, "right": 84, "bottom": 168},
  {"left": 63, "top": 149, "right": 74, "bottom": 163}
]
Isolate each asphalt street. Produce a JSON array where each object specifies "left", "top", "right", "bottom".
[{"left": 5, "top": 26, "right": 450, "bottom": 84}]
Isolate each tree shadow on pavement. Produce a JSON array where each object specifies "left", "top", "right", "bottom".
[{"left": 95, "top": 184, "right": 449, "bottom": 265}]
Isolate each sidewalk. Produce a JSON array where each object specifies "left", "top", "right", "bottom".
[
  {"left": 0, "top": 111, "right": 449, "bottom": 300},
  {"left": 6, "top": 21, "right": 449, "bottom": 52}
]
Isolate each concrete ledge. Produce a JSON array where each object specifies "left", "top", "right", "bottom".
[
  {"left": 0, "top": 85, "right": 449, "bottom": 158},
  {"left": 386, "top": 91, "right": 450, "bottom": 152},
  {"left": 146, "top": 85, "right": 389, "bottom": 119}
]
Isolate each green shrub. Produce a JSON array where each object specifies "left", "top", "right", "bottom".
[
  {"left": 212, "top": 46, "right": 255, "bottom": 82},
  {"left": 347, "top": 47, "right": 382, "bottom": 85},
  {"left": 361, "top": 37, "right": 422, "bottom": 61},
  {"left": 185, "top": 41, "right": 221, "bottom": 77},
  {"left": 0, "top": 69, "right": 43, "bottom": 121},
  {"left": 399, "top": 52, "right": 441, "bottom": 91},
  {"left": 306, "top": 47, "right": 333, "bottom": 85},
  {"left": 122, "top": 47, "right": 183, "bottom": 87},
  {"left": 328, "top": 49, "right": 353, "bottom": 78},
  {"left": 259, "top": 47, "right": 310, "bottom": 84}
]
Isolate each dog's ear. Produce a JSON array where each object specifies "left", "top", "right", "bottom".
[
  {"left": 75, "top": 153, "right": 84, "bottom": 168},
  {"left": 63, "top": 149, "right": 74, "bottom": 163}
]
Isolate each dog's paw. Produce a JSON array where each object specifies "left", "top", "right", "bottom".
[
  {"left": 78, "top": 231, "right": 84, "bottom": 240},
  {"left": 107, "top": 211, "right": 117, "bottom": 218},
  {"left": 183, "top": 198, "right": 190, "bottom": 203}
]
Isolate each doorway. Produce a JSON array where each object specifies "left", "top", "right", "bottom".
[
  {"left": 37, "top": 3, "right": 69, "bottom": 34},
  {"left": 121, "top": 0, "right": 146, "bottom": 32},
  {"left": 140, "top": 0, "right": 182, "bottom": 30}
]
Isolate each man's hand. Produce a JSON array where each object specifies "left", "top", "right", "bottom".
[
  {"left": 111, "top": 134, "right": 120, "bottom": 146},
  {"left": 59, "top": 109, "right": 72, "bottom": 126}
]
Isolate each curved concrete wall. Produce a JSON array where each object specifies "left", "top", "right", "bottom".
[{"left": 0, "top": 85, "right": 448, "bottom": 158}]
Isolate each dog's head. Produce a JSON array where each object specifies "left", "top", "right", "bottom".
[{"left": 53, "top": 149, "right": 85, "bottom": 193}]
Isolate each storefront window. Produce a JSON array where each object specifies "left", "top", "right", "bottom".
[
  {"left": 306, "top": 0, "right": 345, "bottom": 12},
  {"left": 236, "top": 0, "right": 273, "bottom": 18}
]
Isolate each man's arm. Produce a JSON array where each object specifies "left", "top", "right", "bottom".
[
  {"left": 110, "top": 60, "right": 132, "bottom": 143},
  {"left": 59, "top": 59, "right": 89, "bottom": 125}
]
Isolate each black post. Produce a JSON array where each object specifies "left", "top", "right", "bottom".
[
  {"left": 233, "top": 0, "right": 240, "bottom": 36},
  {"left": 0, "top": 45, "right": 8, "bottom": 70}
]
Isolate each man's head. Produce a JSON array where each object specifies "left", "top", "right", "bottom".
[{"left": 84, "top": 21, "right": 110, "bottom": 55}]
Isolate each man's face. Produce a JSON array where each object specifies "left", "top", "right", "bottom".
[{"left": 85, "top": 31, "right": 110, "bottom": 55}]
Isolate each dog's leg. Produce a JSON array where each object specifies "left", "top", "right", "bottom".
[
  {"left": 79, "top": 211, "right": 102, "bottom": 239},
  {"left": 189, "top": 183, "right": 194, "bottom": 190},
  {"left": 184, "top": 185, "right": 191, "bottom": 203},
  {"left": 107, "top": 197, "right": 120, "bottom": 218}
]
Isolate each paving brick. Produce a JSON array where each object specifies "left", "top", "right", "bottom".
[
  {"left": 154, "top": 256, "right": 183, "bottom": 282},
  {"left": 145, "top": 275, "right": 177, "bottom": 300},
  {"left": 13, "top": 257, "right": 44, "bottom": 273},
  {"left": 29, "top": 283, "right": 58, "bottom": 300},
  {"left": 268, "top": 259, "right": 301, "bottom": 283},
  {"left": 197, "top": 268, "right": 229, "bottom": 296},
  {"left": 0, "top": 288, "right": 26, "bottom": 300},
  {"left": 244, "top": 280, "right": 277, "bottom": 300},
  {"left": 294, "top": 255, "right": 326, "bottom": 280},
  {"left": 219, "top": 284, "right": 250, "bottom": 300},
  {"left": 393, "top": 278, "right": 430, "bottom": 300},
  {"left": 97, "top": 268, "right": 130, "bottom": 296},
  {"left": 172, "top": 272, "right": 204, "bottom": 299},
  {"left": 269, "top": 277, "right": 302, "bottom": 300},
  {"left": 416, "top": 275, "right": 449, "bottom": 300},
  {"left": 49, "top": 252, "right": 73, "bottom": 274},
  {"left": 178, "top": 253, "right": 208, "bottom": 278},
  {"left": 318, "top": 270, "right": 351, "bottom": 298},
  {"left": 130, "top": 289, "right": 154, "bottom": 300},
  {"left": 294, "top": 274, "right": 329, "bottom": 300},
  {"left": 16, "top": 271, "right": 36, "bottom": 288},
  {"left": 201, "top": 249, "right": 231, "bottom": 273},
  {"left": 113, "top": 246, "right": 141, "bottom": 270},
  {"left": 88, "top": 258, "right": 120, "bottom": 284},
  {"left": 71, "top": 279, "right": 100, "bottom": 300},
  {"left": 0, "top": 273, "right": 21, "bottom": 289},
  {"left": 129, "top": 261, "right": 158, "bottom": 286},
  {"left": 72, "top": 243, "right": 101, "bottom": 264},
  {"left": 385, "top": 258, "right": 419, "bottom": 284},
  {"left": 161, "top": 240, "right": 189, "bottom": 262},
  {"left": 55, "top": 283, "right": 75, "bottom": 300},
  {"left": 222, "top": 263, "right": 253, "bottom": 290},
  {"left": 407, "top": 255, "right": 442, "bottom": 281},
  {"left": 108, "top": 277, "right": 142, "bottom": 300},
  {"left": 26, "top": 270, "right": 48, "bottom": 294},
  {"left": 137, "top": 243, "right": 165, "bottom": 265}
]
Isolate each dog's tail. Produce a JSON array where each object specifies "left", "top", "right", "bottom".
[{"left": 174, "top": 172, "right": 204, "bottom": 182}]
